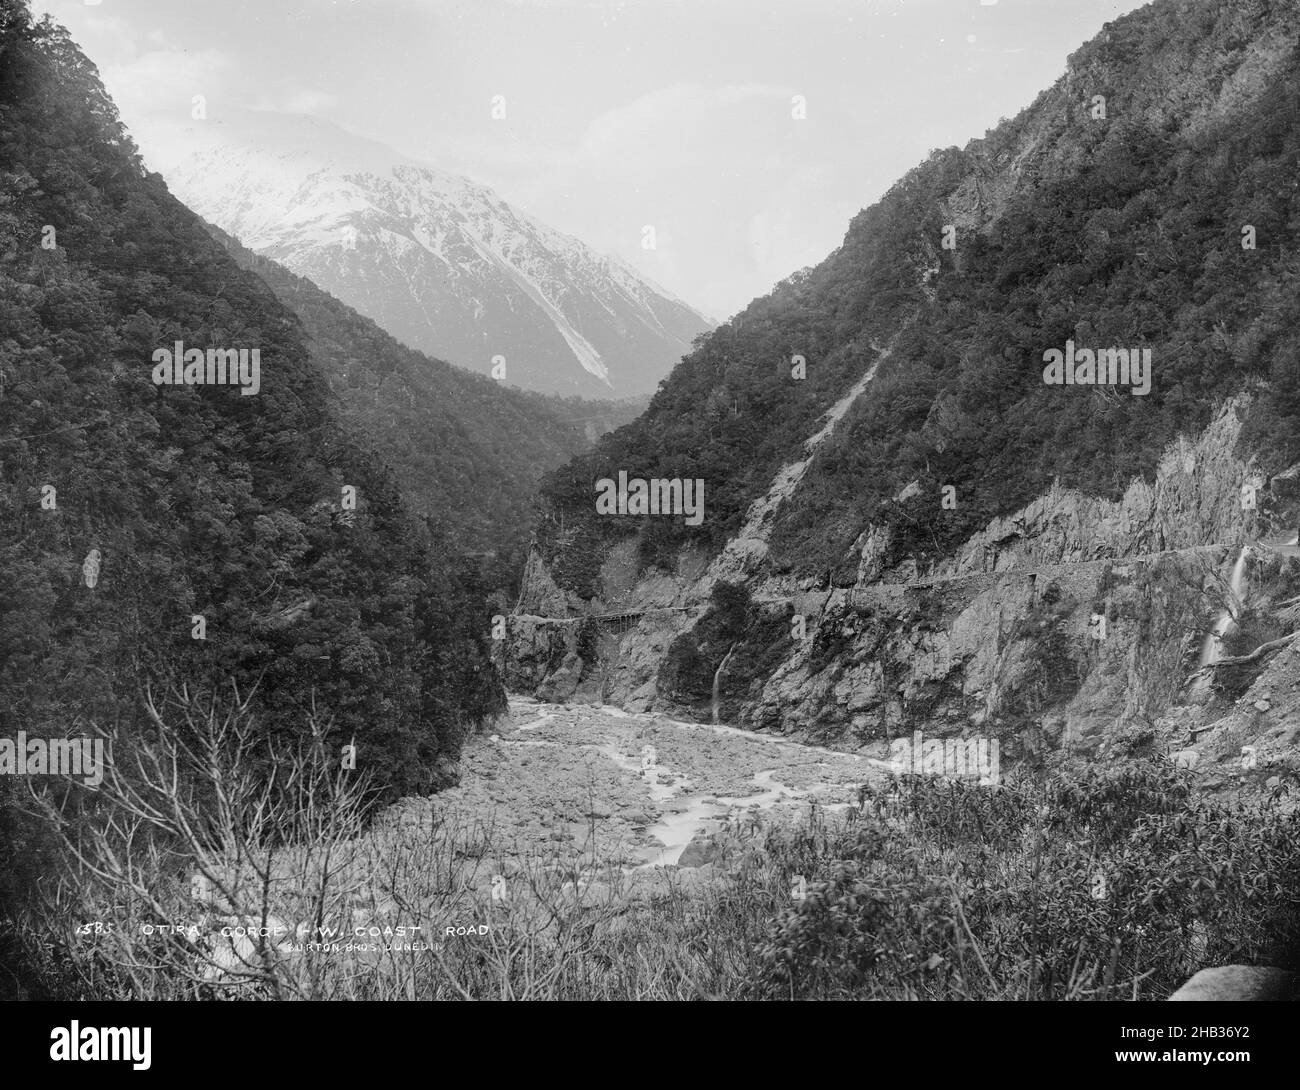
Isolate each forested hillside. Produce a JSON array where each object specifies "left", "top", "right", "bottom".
[
  {"left": 535, "top": 0, "right": 1300, "bottom": 593},
  {"left": 0, "top": 0, "right": 503, "bottom": 928},
  {"left": 207, "top": 224, "right": 645, "bottom": 591}
]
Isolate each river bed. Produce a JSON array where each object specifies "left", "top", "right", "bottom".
[{"left": 393, "top": 696, "right": 888, "bottom": 875}]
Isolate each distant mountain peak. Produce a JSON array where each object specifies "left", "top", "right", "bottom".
[{"left": 150, "top": 111, "right": 712, "bottom": 397}]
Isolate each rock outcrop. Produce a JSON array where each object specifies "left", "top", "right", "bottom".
[
  {"left": 502, "top": 0, "right": 1300, "bottom": 810},
  {"left": 507, "top": 400, "right": 1300, "bottom": 804},
  {"left": 1169, "top": 966, "right": 1299, "bottom": 1001}
]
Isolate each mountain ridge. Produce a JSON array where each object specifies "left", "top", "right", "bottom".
[
  {"left": 202, "top": 218, "right": 646, "bottom": 592},
  {"left": 506, "top": 0, "right": 1300, "bottom": 796},
  {"left": 150, "top": 111, "right": 713, "bottom": 398},
  {"left": 0, "top": 9, "right": 503, "bottom": 810}
]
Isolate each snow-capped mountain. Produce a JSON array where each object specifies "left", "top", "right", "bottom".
[{"left": 150, "top": 112, "right": 712, "bottom": 397}]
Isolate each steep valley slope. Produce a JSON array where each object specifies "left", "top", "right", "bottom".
[
  {"left": 206, "top": 223, "right": 645, "bottom": 590},
  {"left": 503, "top": 0, "right": 1300, "bottom": 804}
]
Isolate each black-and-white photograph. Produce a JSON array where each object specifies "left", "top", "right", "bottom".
[{"left": 2, "top": 0, "right": 1298, "bottom": 1061}]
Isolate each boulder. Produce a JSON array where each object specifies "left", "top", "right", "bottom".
[
  {"left": 536, "top": 651, "right": 584, "bottom": 703},
  {"left": 571, "top": 674, "right": 606, "bottom": 705},
  {"left": 1168, "top": 966, "right": 1299, "bottom": 1001},
  {"left": 676, "top": 831, "right": 722, "bottom": 869}
]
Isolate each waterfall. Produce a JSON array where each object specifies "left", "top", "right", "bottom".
[
  {"left": 1195, "top": 546, "right": 1250, "bottom": 680},
  {"left": 711, "top": 643, "right": 739, "bottom": 725}
]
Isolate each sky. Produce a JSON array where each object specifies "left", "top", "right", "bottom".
[{"left": 32, "top": 0, "right": 1151, "bottom": 321}]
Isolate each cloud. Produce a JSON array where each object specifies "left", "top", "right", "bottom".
[
  {"left": 468, "top": 82, "right": 852, "bottom": 317},
  {"left": 252, "top": 86, "right": 341, "bottom": 116},
  {"left": 99, "top": 48, "right": 237, "bottom": 119},
  {"left": 31, "top": 0, "right": 1156, "bottom": 320},
  {"left": 578, "top": 82, "right": 796, "bottom": 151}
]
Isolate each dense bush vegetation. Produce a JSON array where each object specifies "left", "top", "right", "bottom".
[
  {"left": 208, "top": 223, "right": 644, "bottom": 595},
  {"left": 535, "top": 0, "right": 1300, "bottom": 592},
  {"left": 0, "top": 0, "right": 505, "bottom": 990},
  {"left": 759, "top": 763, "right": 1300, "bottom": 999}
]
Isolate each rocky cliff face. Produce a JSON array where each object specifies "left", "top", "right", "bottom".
[
  {"left": 503, "top": 0, "right": 1300, "bottom": 801},
  {"left": 508, "top": 398, "right": 1300, "bottom": 800}
]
